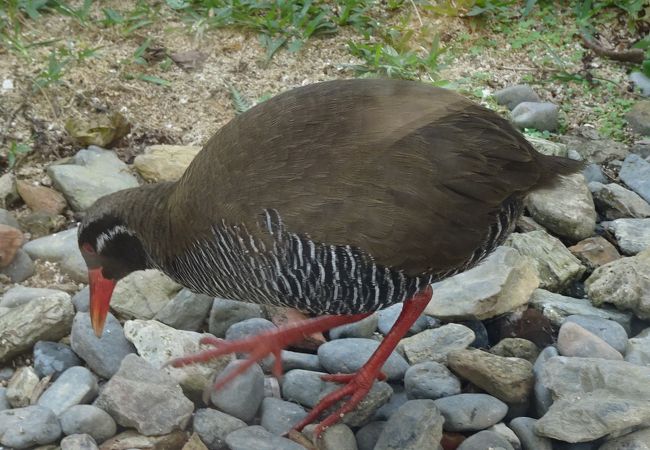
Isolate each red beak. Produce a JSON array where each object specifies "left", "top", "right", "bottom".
[{"left": 89, "top": 268, "right": 117, "bottom": 337}]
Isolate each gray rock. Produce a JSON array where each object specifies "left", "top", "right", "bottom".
[
  {"left": 494, "top": 85, "right": 540, "bottom": 110},
  {"left": 447, "top": 349, "right": 534, "bottom": 404},
  {"left": 192, "top": 408, "right": 247, "bottom": 450},
  {"left": 319, "top": 380, "right": 393, "bottom": 427},
  {"left": 355, "top": 421, "right": 385, "bottom": 450},
  {"left": 602, "top": 218, "right": 650, "bottom": 255},
  {"left": 533, "top": 346, "right": 559, "bottom": 416},
  {"left": 374, "top": 386, "right": 407, "bottom": 421},
  {"left": 124, "top": 319, "right": 230, "bottom": 399},
  {"left": 526, "top": 136, "right": 569, "bottom": 157},
  {"left": 377, "top": 303, "right": 438, "bottom": 336},
  {"left": 565, "top": 315, "right": 628, "bottom": 353},
  {"left": 70, "top": 312, "right": 135, "bottom": 379},
  {"left": 60, "top": 404, "right": 117, "bottom": 443},
  {"left": 0, "top": 294, "right": 74, "bottom": 363},
  {"left": 404, "top": 361, "right": 461, "bottom": 400},
  {"left": 47, "top": 147, "right": 139, "bottom": 211},
  {"left": 0, "top": 405, "right": 61, "bottom": 449},
  {"left": 38, "top": 366, "right": 98, "bottom": 415},
  {"left": 318, "top": 338, "right": 409, "bottom": 381},
  {"left": 0, "top": 367, "right": 14, "bottom": 382},
  {"left": 60, "top": 434, "right": 98, "bottom": 450},
  {"left": 434, "top": 393, "right": 508, "bottom": 432},
  {"left": 511, "top": 102, "right": 559, "bottom": 131},
  {"left": 95, "top": 354, "right": 193, "bottom": 435},
  {"left": 260, "top": 397, "right": 307, "bottom": 435},
  {"left": 264, "top": 350, "right": 322, "bottom": 373},
  {"left": 22, "top": 226, "right": 87, "bottom": 282},
  {"left": 509, "top": 417, "right": 552, "bottom": 450},
  {"left": 631, "top": 71, "right": 650, "bottom": 97},
  {"left": 72, "top": 286, "right": 89, "bottom": 312},
  {"left": 282, "top": 369, "right": 330, "bottom": 408},
  {"left": 458, "top": 431, "right": 514, "bottom": 450},
  {"left": 210, "top": 360, "right": 264, "bottom": 422},
  {"left": 34, "top": 340, "right": 83, "bottom": 379},
  {"left": 329, "top": 313, "right": 378, "bottom": 339},
  {"left": 590, "top": 182, "right": 650, "bottom": 220},
  {"left": 633, "top": 138, "right": 650, "bottom": 158},
  {"left": 529, "top": 289, "right": 633, "bottom": 331},
  {"left": 585, "top": 249, "right": 650, "bottom": 320},
  {"left": 425, "top": 246, "right": 539, "bottom": 320},
  {"left": 374, "top": 399, "right": 443, "bottom": 450},
  {"left": 598, "top": 427, "right": 650, "bottom": 450},
  {"left": 559, "top": 134, "right": 629, "bottom": 164},
  {"left": 154, "top": 288, "right": 213, "bottom": 331},
  {"left": 399, "top": 323, "right": 475, "bottom": 365},
  {"left": 583, "top": 164, "right": 608, "bottom": 184},
  {"left": 7, "top": 366, "right": 39, "bottom": 408},
  {"left": 1, "top": 286, "right": 66, "bottom": 308},
  {"left": 626, "top": 101, "right": 650, "bottom": 136},
  {"left": 209, "top": 297, "right": 264, "bottom": 338},
  {"left": 0, "top": 173, "right": 19, "bottom": 209},
  {"left": 98, "top": 430, "right": 189, "bottom": 449},
  {"left": 557, "top": 321, "right": 623, "bottom": 360},
  {"left": 311, "top": 424, "right": 358, "bottom": 450},
  {"left": 487, "top": 423, "right": 522, "bottom": 450},
  {"left": 0, "top": 248, "right": 34, "bottom": 282},
  {"left": 110, "top": 269, "right": 181, "bottom": 320},
  {"left": 490, "top": 338, "right": 540, "bottom": 364},
  {"left": 526, "top": 173, "right": 596, "bottom": 241},
  {"left": 224, "top": 425, "right": 306, "bottom": 450},
  {"left": 626, "top": 328, "right": 650, "bottom": 366},
  {"left": 568, "top": 236, "right": 621, "bottom": 271},
  {"left": 225, "top": 317, "right": 276, "bottom": 341},
  {"left": 0, "top": 208, "right": 20, "bottom": 228},
  {"left": 621, "top": 153, "right": 650, "bottom": 204},
  {"left": 0, "top": 387, "right": 8, "bottom": 411},
  {"left": 536, "top": 356, "right": 650, "bottom": 442},
  {"left": 505, "top": 230, "right": 585, "bottom": 291}
]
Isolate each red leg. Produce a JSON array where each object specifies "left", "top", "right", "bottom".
[
  {"left": 293, "top": 286, "right": 433, "bottom": 437},
  {"left": 166, "top": 312, "right": 371, "bottom": 388}
]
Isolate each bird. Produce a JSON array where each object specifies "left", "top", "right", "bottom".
[{"left": 78, "top": 78, "right": 581, "bottom": 435}]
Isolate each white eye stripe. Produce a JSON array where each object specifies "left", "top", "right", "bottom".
[{"left": 96, "top": 225, "right": 136, "bottom": 253}]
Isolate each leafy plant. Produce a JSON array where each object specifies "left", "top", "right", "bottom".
[{"left": 3, "top": 141, "right": 32, "bottom": 169}]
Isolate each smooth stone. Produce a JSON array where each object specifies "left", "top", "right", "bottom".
[
  {"left": 620, "top": 153, "right": 650, "bottom": 204},
  {"left": 210, "top": 360, "right": 264, "bottom": 422},
  {"left": 318, "top": 338, "right": 409, "bottom": 381},
  {"left": 511, "top": 102, "right": 559, "bottom": 131},
  {"left": 404, "top": 361, "right": 461, "bottom": 400},
  {"left": 72, "top": 286, "right": 89, "bottom": 312},
  {"left": 224, "top": 425, "right": 306, "bottom": 450},
  {"left": 37, "top": 366, "right": 98, "bottom": 415},
  {"left": 60, "top": 404, "right": 117, "bottom": 443},
  {"left": 319, "top": 380, "right": 393, "bottom": 427},
  {"left": 590, "top": 181, "right": 650, "bottom": 220},
  {"left": 0, "top": 367, "right": 14, "bottom": 382},
  {"left": 557, "top": 322, "right": 623, "bottom": 360},
  {"left": 559, "top": 134, "right": 629, "bottom": 164},
  {"left": 626, "top": 328, "right": 650, "bottom": 366},
  {"left": 434, "top": 393, "right": 507, "bottom": 432},
  {"left": 602, "top": 219, "right": 650, "bottom": 255},
  {"left": 585, "top": 249, "right": 650, "bottom": 320},
  {"left": 262, "top": 350, "right": 322, "bottom": 373},
  {"left": 457, "top": 319, "right": 490, "bottom": 349},
  {"left": 0, "top": 208, "right": 20, "bottom": 228},
  {"left": 0, "top": 173, "right": 18, "bottom": 209},
  {"left": 490, "top": 338, "right": 539, "bottom": 363},
  {"left": 0, "top": 294, "right": 74, "bottom": 363},
  {"left": 329, "top": 313, "right": 378, "bottom": 339},
  {"left": 632, "top": 138, "right": 650, "bottom": 158},
  {"left": 0, "top": 248, "right": 34, "bottom": 282},
  {"left": 399, "top": 323, "right": 475, "bottom": 365},
  {"left": 630, "top": 71, "right": 650, "bottom": 97},
  {"left": 568, "top": 236, "right": 621, "bottom": 271},
  {"left": 458, "top": 430, "right": 514, "bottom": 450},
  {"left": 526, "top": 173, "right": 596, "bottom": 241},
  {"left": 33, "top": 340, "right": 83, "bottom": 379},
  {"left": 494, "top": 85, "right": 540, "bottom": 110},
  {"left": 509, "top": 417, "right": 552, "bottom": 450},
  {"left": 208, "top": 298, "right": 264, "bottom": 338},
  {"left": 260, "top": 397, "right": 307, "bottom": 435},
  {"left": 565, "top": 314, "right": 628, "bottom": 353},
  {"left": 425, "top": 246, "right": 539, "bottom": 320},
  {"left": 0, "top": 387, "right": 8, "bottom": 410},
  {"left": 22, "top": 227, "right": 87, "bottom": 282},
  {"left": 70, "top": 312, "right": 135, "bottom": 379},
  {"left": 312, "top": 424, "right": 358, "bottom": 450},
  {"left": 282, "top": 369, "right": 330, "bottom": 408},
  {"left": 154, "top": 288, "right": 214, "bottom": 331},
  {"left": 225, "top": 317, "right": 276, "bottom": 341},
  {"left": 47, "top": 147, "right": 139, "bottom": 211},
  {"left": 124, "top": 319, "right": 231, "bottom": 398},
  {"left": 0, "top": 405, "right": 61, "bottom": 449},
  {"left": 598, "top": 427, "right": 650, "bottom": 449},
  {"left": 487, "top": 423, "right": 522, "bottom": 450},
  {"left": 447, "top": 349, "right": 534, "bottom": 404},
  {"left": 1, "top": 286, "right": 67, "bottom": 308},
  {"left": 133, "top": 145, "right": 201, "bottom": 182},
  {"left": 60, "top": 434, "right": 98, "bottom": 450},
  {"left": 374, "top": 399, "right": 444, "bottom": 450},
  {"left": 583, "top": 163, "right": 608, "bottom": 184},
  {"left": 95, "top": 354, "right": 193, "bottom": 435},
  {"left": 94, "top": 430, "right": 187, "bottom": 450},
  {"left": 529, "top": 289, "right": 633, "bottom": 331},
  {"left": 0, "top": 223, "right": 21, "bottom": 268},
  {"left": 626, "top": 101, "right": 650, "bottom": 136},
  {"left": 505, "top": 230, "right": 585, "bottom": 291},
  {"left": 374, "top": 386, "right": 407, "bottom": 421},
  {"left": 533, "top": 346, "right": 559, "bottom": 416},
  {"left": 7, "top": 366, "right": 39, "bottom": 408},
  {"left": 377, "top": 303, "right": 438, "bottom": 336},
  {"left": 355, "top": 421, "right": 385, "bottom": 450},
  {"left": 536, "top": 356, "right": 650, "bottom": 442},
  {"left": 192, "top": 408, "right": 247, "bottom": 450},
  {"left": 16, "top": 180, "right": 67, "bottom": 214},
  {"left": 110, "top": 269, "right": 181, "bottom": 320}
]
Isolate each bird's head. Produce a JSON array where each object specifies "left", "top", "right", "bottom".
[{"left": 78, "top": 197, "right": 148, "bottom": 337}]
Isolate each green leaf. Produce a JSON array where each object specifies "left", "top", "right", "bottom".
[
  {"left": 166, "top": 0, "right": 189, "bottom": 10},
  {"left": 138, "top": 75, "right": 171, "bottom": 86},
  {"left": 229, "top": 85, "right": 252, "bottom": 115}
]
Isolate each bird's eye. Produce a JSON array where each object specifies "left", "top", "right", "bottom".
[{"left": 82, "top": 243, "right": 96, "bottom": 254}]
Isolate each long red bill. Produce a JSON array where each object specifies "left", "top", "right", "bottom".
[{"left": 88, "top": 268, "right": 117, "bottom": 337}]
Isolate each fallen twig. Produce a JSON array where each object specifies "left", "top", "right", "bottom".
[{"left": 581, "top": 33, "right": 644, "bottom": 64}]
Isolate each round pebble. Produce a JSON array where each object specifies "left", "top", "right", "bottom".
[
  {"left": 210, "top": 360, "right": 264, "bottom": 422},
  {"left": 60, "top": 433, "right": 99, "bottom": 450},
  {"left": 260, "top": 397, "right": 307, "bottom": 435},
  {"left": 192, "top": 408, "right": 247, "bottom": 450},
  {"left": 458, "top": 430, "right": 514, "bottom": 450},
  {"left": 434, "top": 394, "right": 508, "bottom": 432},
  {"left": 33, "top": 340, "right": 83, "bottom": 379},
  {"left": 356, "top": 421, "right": 385, "bottom": 450},
  {"left": 404, "top": 361, "right": 461, "bottom": 400},
  {"left": 565, "top": 315, "right": 628, "bottom": 354},
  {"left": 59, "top": 405, "right": 117, "bottom": 443},
  {"left": 509, "top": 417, "right": 553, "bottom": 450}
]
